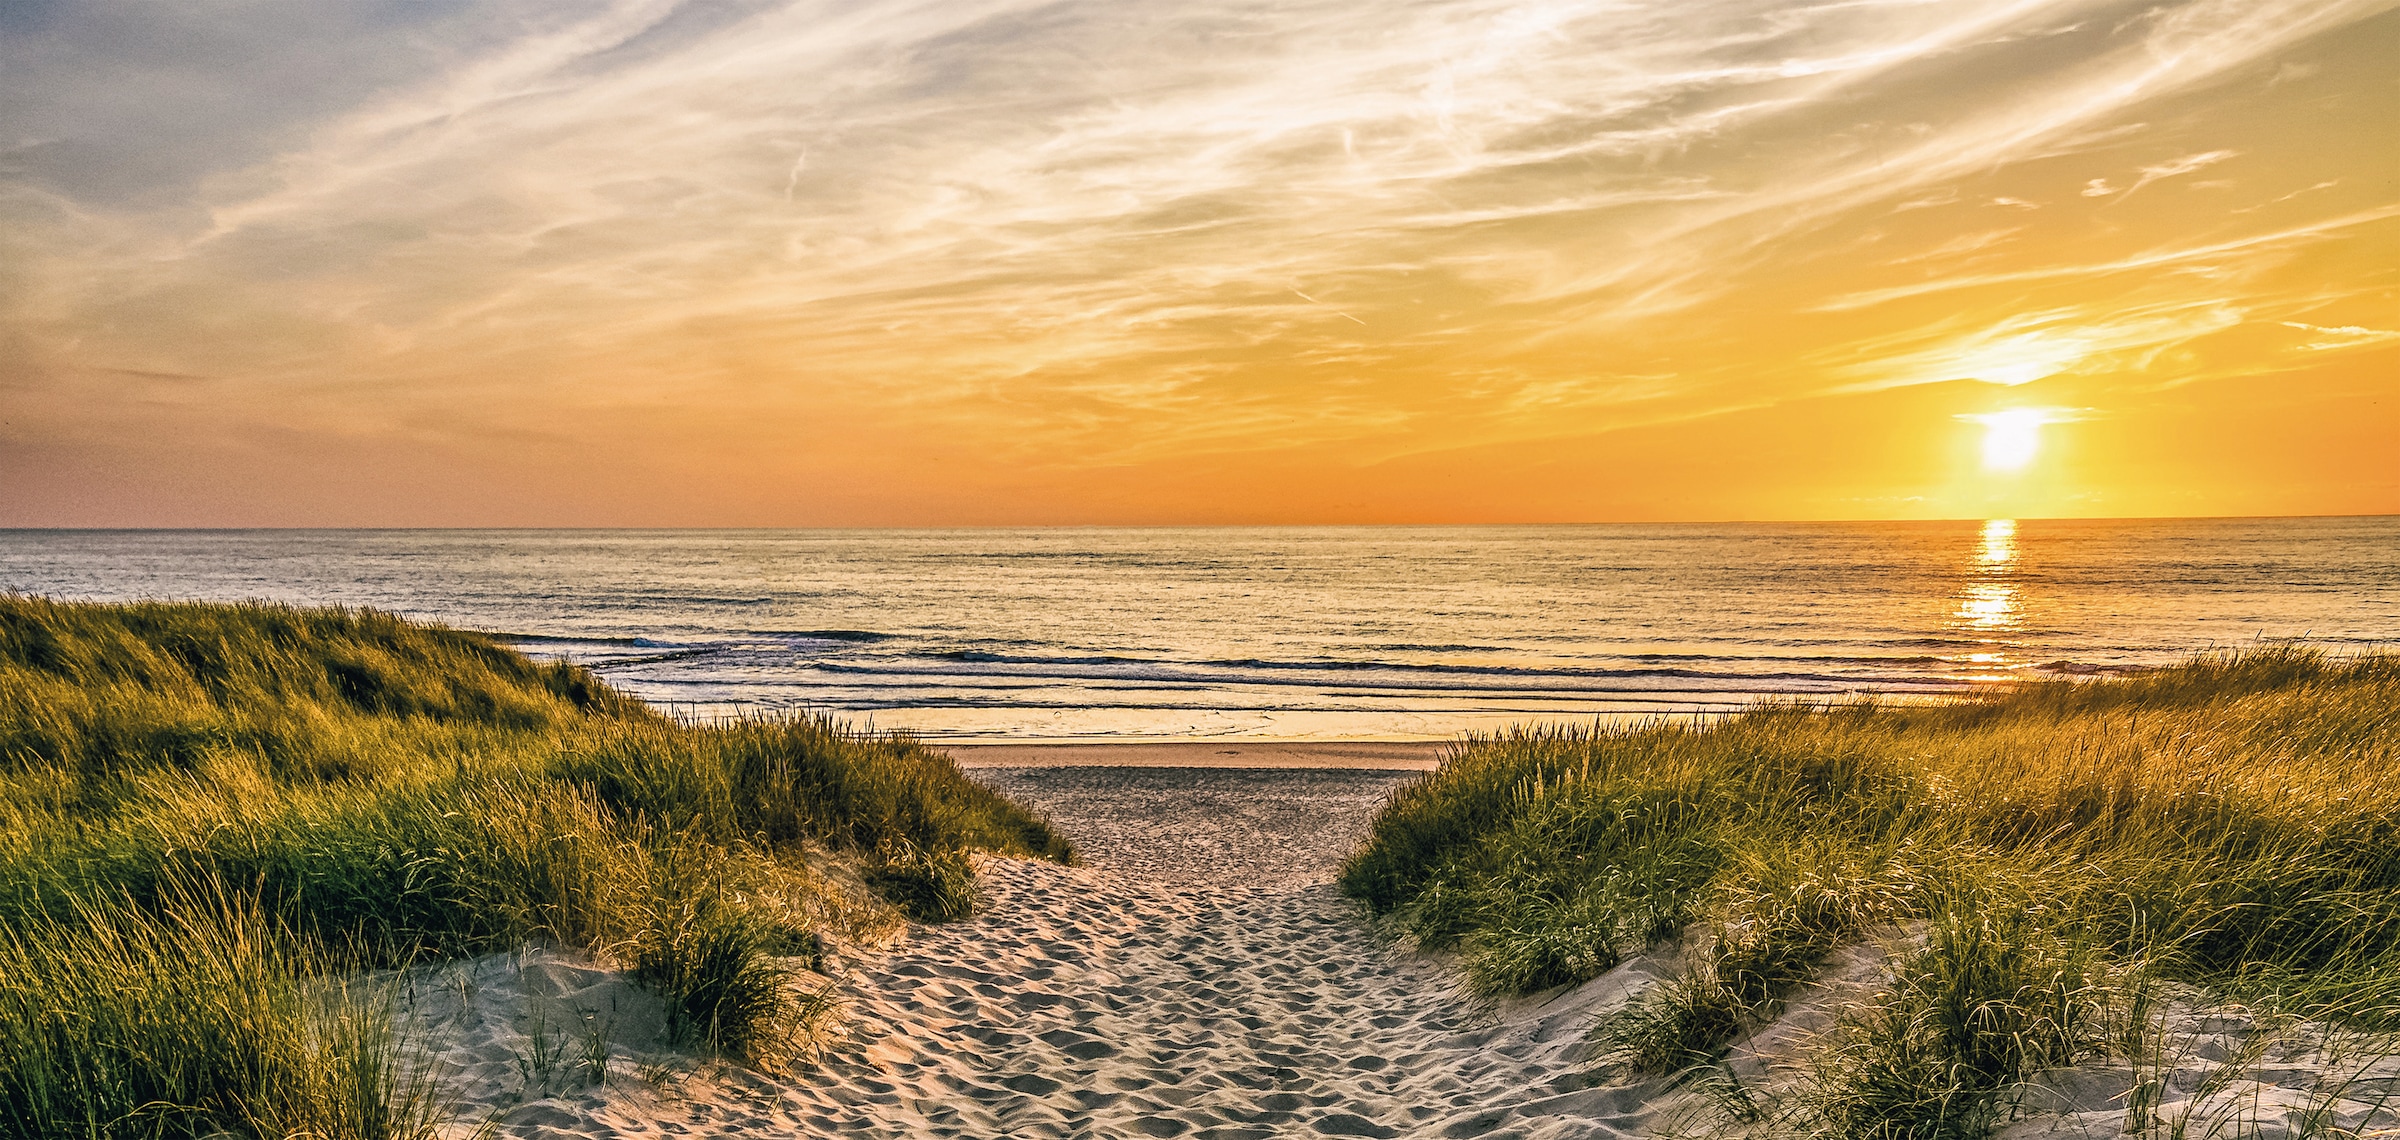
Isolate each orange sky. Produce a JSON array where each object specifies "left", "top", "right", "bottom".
[{"left": 2, "top": 0, "right": 2394, "bottom": 525}]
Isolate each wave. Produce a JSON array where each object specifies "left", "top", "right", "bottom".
[
  {"left": 490, "top": 631, "right": 644, "bottom": 646},
  {"left": 631, "top": 594, "right": 776, "bottom": 606},
  {"left": 759, "top": 629, "right": 895, "bottom": 643},
  {"left": 935, "top": 650, "right": 1143, "bottom": 666},
  {"left": 526, "top": 633, "right": 2090, "bottom": 700},
  {"left": 1359, "top": 643, "right": 1522, "bottom": 654},
  {"left": 607, "top": 683, "right": 1773, "bottom": 714},
  {"left": 597, "top": 648, "right": 718, "bottom": 667},
  {"left": 798, "top": 656, "right": 1980, "bottom": 695}
]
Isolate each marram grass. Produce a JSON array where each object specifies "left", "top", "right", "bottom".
[
  {"left": 0, "top": 596, "right": 1071, "bottom": 1139},
  {"left": 1342, "top": 647, "right": 2400, "bottom": 1138},
  {"left": 0, "top": 875, "right": 437, "bottom": 1140}
]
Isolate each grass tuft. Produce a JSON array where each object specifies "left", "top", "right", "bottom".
[
  {"left": 0, "top": 874, "right": 438, "bottom": 1140},
  {"left": 1345, "top": 647, "right": 2400, "bottom": 1135},
  {"left": 0, "top": 597, "right": 1070, "bottom": 1134},
  {"left": 863, "top": 842, "right": 983, "bottom": 923},
  {"left": 629, "top": 886, "right": 797, "bottom": 1066},
  {"left": 1606, "top": 848, "right": 1917, "bottom": 1073},
  {"left": 1802, "top": 903, "right": 2117, "bottom": 1139}
]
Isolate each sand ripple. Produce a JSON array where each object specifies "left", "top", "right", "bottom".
[
  {"left": 786, "top": 858, "right": 1637, "bottom": 1139},
  {"left": 431, "top": 766, "right": 1658, "bottom": 1138},
  {"left": 772, "top": 767, "right": 1640, "bottom": 1138}
]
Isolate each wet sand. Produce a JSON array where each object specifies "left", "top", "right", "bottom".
[{"left": 943, "top": 741, "right": 1449, "bottom": 771}]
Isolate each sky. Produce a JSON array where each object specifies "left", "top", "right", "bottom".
[{"left": 2, "top": 0, "right": 2394, "bottom": 526}]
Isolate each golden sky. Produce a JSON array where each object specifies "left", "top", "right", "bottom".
[{"left": 2, "top": 0, "right": 2394, "bottom": 525}]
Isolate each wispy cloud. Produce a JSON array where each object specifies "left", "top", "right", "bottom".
[
  {"left": 1813, "top": 204, "right": 2400, "bottom": 312},
  {"left": 2284, "top": 321, "right": 2400, "bottom": 351},
  {"left": 1825, "top": 301, "right": 2247, "bottom": 392},
  {"left": 2116, "top": 148, "right": 2240, "bottom": 200},
  {"left": 1, "top": 0, "right": 2395, "bottom": 521}
]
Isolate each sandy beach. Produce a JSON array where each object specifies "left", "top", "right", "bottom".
[
  {"left": 771, "top": 765, "right": 1649, "bottom": 1140},
  {"left": 412, "top": 752, "right": 2400, "bottom": 1140},
  {"left": 945, "top": 741, "right": 1449, "bottom": 771},
  {"left": 415, "top": 761, "right": 1684, "bottom": 1138}
]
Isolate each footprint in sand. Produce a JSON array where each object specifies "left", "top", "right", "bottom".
[{"left": 445, "top": 767, "right": 1676, "bottom": 1139}]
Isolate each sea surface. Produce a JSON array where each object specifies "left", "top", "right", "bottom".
[{"left": 3, "top": 519, "right": 2395, "bottom": 740}]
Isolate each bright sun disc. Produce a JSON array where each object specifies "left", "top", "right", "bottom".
[{"left": 1978, "top": 410, "right": 2043, "bottom": 471}]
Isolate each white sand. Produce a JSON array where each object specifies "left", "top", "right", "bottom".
[
  {"left": 410, "top": 765, "right": 2400, "bottom": 1140},
  {"left": 415, "top": 766, "right": 1673, "bottom": 1138},
  {"left": 1993, "top": 993, "right": 2400, "bottom": 1139}
]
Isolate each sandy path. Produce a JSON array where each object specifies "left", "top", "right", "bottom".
[
  {"left": 971, "top": 767, "right": 1422, "bottom": 885},
  {"left": 433, "top": 767, "right": 1668, "bottom": 1139},
  {"left": 757, "top": 767, "right": 1650, "bottom": 1140}
]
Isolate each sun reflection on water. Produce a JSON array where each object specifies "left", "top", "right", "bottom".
[
  {"left": 1976, "top": 518, "right": 2017, "bottom": 569},
  {"left": 1956, "top": 583, "right": 2018, "bottom": 629},
  {"left": 1952, "top": 519, "right": 2022, "bottom": 676}
]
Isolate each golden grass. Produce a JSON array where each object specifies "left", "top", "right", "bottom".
[
  {"left": 1343, "top": 649, "right": 2400, "bottom": 1136},
  {"left": 0, "top": 597, "right": 1070, "bottom": 1138}
]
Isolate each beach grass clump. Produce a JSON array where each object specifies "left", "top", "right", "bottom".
[
  {"left": 628, "top": 877, "right": 797, "bottom": 1065},
  {"left": 1606, "top": 845, "right": 1917, "bottom": 1072},
  {"left": 863, "top": 842, "right": 983, "bottom": 923},
  {"left": 0, "top": 596, "right": 1071, "bottom": 1135},
  {"left": 553, "top": 718, "right": 1072, "bottom": 864},
  {"left": 1342, "top": 648, "right": 2400, "bottom": 1135},
  {"left": 1357, "top": 770, "right": 1725, "bottom": 994},
  {"left": 0, "top": 876, "right": 434, "bottom": 1140},
  {"left": 1802, "top": 904, "right": 2118, "bottom": 1139}
]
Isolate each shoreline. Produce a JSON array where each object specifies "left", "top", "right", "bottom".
[{"left": 940, "top": 740, "right": 1450, "bottom": 770}]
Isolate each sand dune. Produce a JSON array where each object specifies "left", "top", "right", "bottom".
[{"left": 415, "top": 766, "right": 2400, "bottom": 1139}]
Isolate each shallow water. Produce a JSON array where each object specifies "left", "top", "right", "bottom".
[{"left": 2, "top": 519, "right": 2394, "bottom": 739}]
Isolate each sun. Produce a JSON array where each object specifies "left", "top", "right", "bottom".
[{"left": 1974, "top": 409, "right": 2044, "bottom": 472}]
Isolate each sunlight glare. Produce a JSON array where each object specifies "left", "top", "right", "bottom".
[
  {"left": 1976, "top": 518, "right": 2017, "bottom": 569},
  {"left": 1955, "top": 582, "right": 2020, "bottom": 631},
  {"left": 1978, "top": 410, "right": 2043, "bottom": 471},
  {"left": 1956, "top": 334, "right": 2088, "bottom": 387},
  {"left": 1951, "top": 517, "right": 2024, "bottom": 674}
]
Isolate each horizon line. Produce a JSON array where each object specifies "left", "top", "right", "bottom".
[{"left": 3, "top": 511, "right": 2395, "bottom": 533}]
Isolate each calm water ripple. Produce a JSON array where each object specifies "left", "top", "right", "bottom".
[{"left": 3, "top": 520, "right": 2394, "bottom": 739}]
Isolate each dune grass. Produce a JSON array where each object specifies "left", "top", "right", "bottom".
[
  {"left": 0, "top": 876, "right": 438, "bottom": 1140},
  {"left": 0, "top": 596, "right": 1070, "bottom": 1139},
  {"left": 1341, "top": 648, "right": 2400, "bottom": 1138}
]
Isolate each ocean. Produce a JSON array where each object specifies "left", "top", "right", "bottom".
[{"left": 3, "top": 519, "right": 2394, "bottom": 740}]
